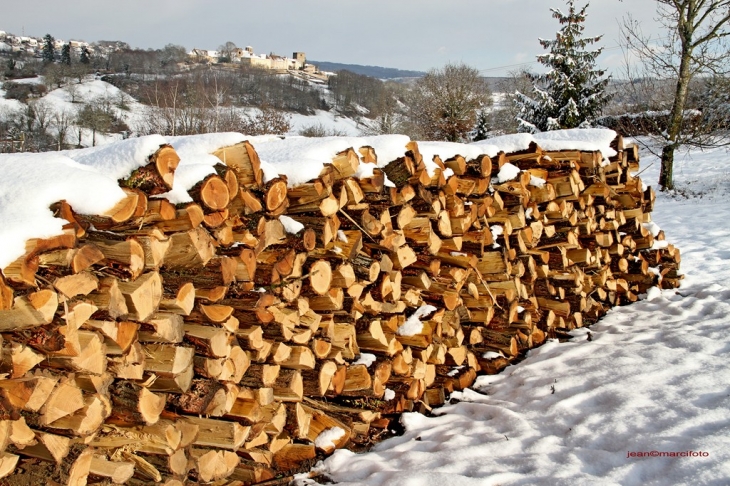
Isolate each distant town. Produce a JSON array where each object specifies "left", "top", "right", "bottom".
[{"left": 0, "top": 29, "right": 326, "bottom": 79}]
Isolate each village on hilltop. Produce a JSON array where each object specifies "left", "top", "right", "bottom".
[
  {"left": 0, "top": 30, "right": 95, "bottom": 56},
  {"left": 0, "top": 29, "right": 327, "bottom": 80},
  {"left": 188, "top": 45, "right": 328, "bottom": 81}
]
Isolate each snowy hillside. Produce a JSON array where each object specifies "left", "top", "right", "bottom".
[
  {"left": 0, "top": 76, "right": 362, "bottom": 150},
  {"left": 300, "top": 144, "right": 730, "bottom": 485}
]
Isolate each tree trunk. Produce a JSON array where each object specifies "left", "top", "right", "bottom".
[
  {"left": 659, "top": 145, "right": 675, "bottom": 191},
  {"left": 662, "top": 43, "right": 693, "bottom": 191}
]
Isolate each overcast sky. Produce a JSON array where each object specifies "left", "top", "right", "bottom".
[{"left": 2, "top": 0, "right": 664, "bottom": 76}]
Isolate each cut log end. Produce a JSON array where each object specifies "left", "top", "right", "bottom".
[{"left": 309, "top": 260, "right": 333, "bottom": 296}]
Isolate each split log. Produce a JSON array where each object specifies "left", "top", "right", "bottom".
[
  {"left": 164, "top": 227, "right": 216, "bottom": 270},
  {"left": 86, "top": 277, "right": 128, "bottom": 319},
  {"left": 89, "top": 456, "right": 135, "bottom": 484},
  {"left": 107, "top": 381, "right": 166, "bottom": 425},
  {"left": 214, "top": 140, "right": 263, "bottom": 187},
  {"left": 117, "top": 271, "right": 163, "bottom": 321},
  {"left": 142, "top": 344, "right": 194, "bottom": 393},
  {"left": 0, "top": 290, "right": 58, "bottom": 332}
]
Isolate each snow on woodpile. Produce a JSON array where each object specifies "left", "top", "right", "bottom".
[
  {"left": 0, "top": 152, "right": 129, "bottom": 270},
  {"left": 533, "top": 127, "right": 618, "bottom": 156},
  {"left": 471, "top": 132, "right": 535, "bottom": 156},
  {"left": 0, "top": 126, "right": 656, "bottom": 279},
  {"left": 253, "top": 134, "right": 411, "bottom": 186},
  {"left": 0, "top": 128, "right": 684, "bottom": 483},
  {"left": 62, "top": 135, "right": 168, "bottom": 179}
]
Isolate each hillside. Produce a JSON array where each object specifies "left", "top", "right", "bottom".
[
  {"left": 308, "top": 60, "right": 425, "bottom": 79},
  {"left": 0, "top": 75, "right": 364, "bottom": 151}
]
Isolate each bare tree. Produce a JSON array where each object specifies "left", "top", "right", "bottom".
[
  {"left": 360, "top": 112, "right": 407, "bottom": 136},
  {"left": 158, "top": 44, "right": 188, "bottom": 68},
  {"left": 489, "top": 69, "right": 535, "bottom": 135},
  {"left": 28, "top": 100, "right": 54, "bottom": 133},
  {"left": 203, "top": 69, "right": 229, "bottom": 132},
  {"left": 137, "top": 78, "right": 183, "bottom": 136},
  {"left": 218, "top": 42, "right": 238, "bottom": 63},
  {"left": 70, "top": 63, "right": 90, "bottom": 84},
  {"left": 217, "top": 106, "right": 291, "bottom": 136},
  {"left": 406, "top": 63, "right": 490, "bottom": 142},
  {"left": 136, "top": 73, "right": 226, "bottom": 136},
  {"left": 621, "top": 0, "right": 730, "bottom": 190},
  {"left": 76, "top": 98, "right": 116, "bottom": 146},
  {"left": 43, "top": 63, "right": 68, "bottom": 90},
  {"left": 52, "top": 110, "right": 73, "bottom": 150},
  {"left": 65, "top": 82, "right": 80, "bottom": 103}
]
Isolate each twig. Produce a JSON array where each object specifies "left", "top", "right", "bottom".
[
  {"left": 634, "top": 162, "right": 654, "bottom": 178},
  {"left": 262, "top": 272, "right": 313, "bottom": 292},
  {"left": 471, "top": 264, "right": 502, "bottom": 310},
  {"left": 253, "top": 476, "right": 296, "bottom": 486},
  {"left": 34, "top": 274, "right": 53, "bottom": 288},
  {"left": 339, "top": 208, "right": 377, "bottom": 242}
]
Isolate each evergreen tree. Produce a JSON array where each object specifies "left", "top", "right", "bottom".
[
  {"left": 80, "top": 47, "right": 91, "bottom": 65},
  {"left": 61, "top": 43, "right": 72, "bottom": 65},
  {"left": 42, "top": 34, "right": 56, "bottom": 63},
  {"left": 515, "top": 1, "right": 611, "bottom": 132},
  {"left": 472, "top": 109, "right": 491, "bottom": 141}
]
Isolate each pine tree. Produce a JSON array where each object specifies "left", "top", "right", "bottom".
[
  {"left": 472, "top": 109, "right": 491, "bottom": 141},
  {"left": 42, "top": 34, "right": 56, "bottom": 63},
  {"left": 515, "top": 0, "right": 611, "bottom": 132},
  {"left": 80, "top": 47, "right": 91, "bottom": 65},
  {"left": 61, "top": 43, "right": 72, "bottom": 65}
]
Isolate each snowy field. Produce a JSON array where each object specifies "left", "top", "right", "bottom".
[
  {"left": 0, "top": 77, "right": 362, "bottom": 146},
  {"left": 301, "top": 144, "right": 730, "bottom": 486}
]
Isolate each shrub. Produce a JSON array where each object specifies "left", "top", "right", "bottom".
[
  {"left": 298, "top": 122, "right": 348, "bottom": 137},
  {"left": 3, "top": 81, "right": 47, "bottom": 102}
]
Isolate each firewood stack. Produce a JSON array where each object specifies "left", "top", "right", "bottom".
[{"left": 0, "top": 132, "right": 681, "bottom": 484}]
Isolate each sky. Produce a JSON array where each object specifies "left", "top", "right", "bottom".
[{"left": 1, "top": 0, "right": 664, "bottom": 76}]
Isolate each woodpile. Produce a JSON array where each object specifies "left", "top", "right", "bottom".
[{"left": 0, "top": 132, "right": 681, "bottom": 484}]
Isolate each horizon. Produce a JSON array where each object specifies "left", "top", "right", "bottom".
[{"left": 1, "top": 0, "right": 664, "bottom": 77}]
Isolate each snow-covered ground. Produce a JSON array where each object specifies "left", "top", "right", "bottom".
[
  {"left": 0, "top": 76, "right": 363, "bottom": 146},
  {"left": 288, "top": 110, "right": 362, "bottom": 136},
  {"left": 302, "top": 144, "right": 730, "bottom": 486}
]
